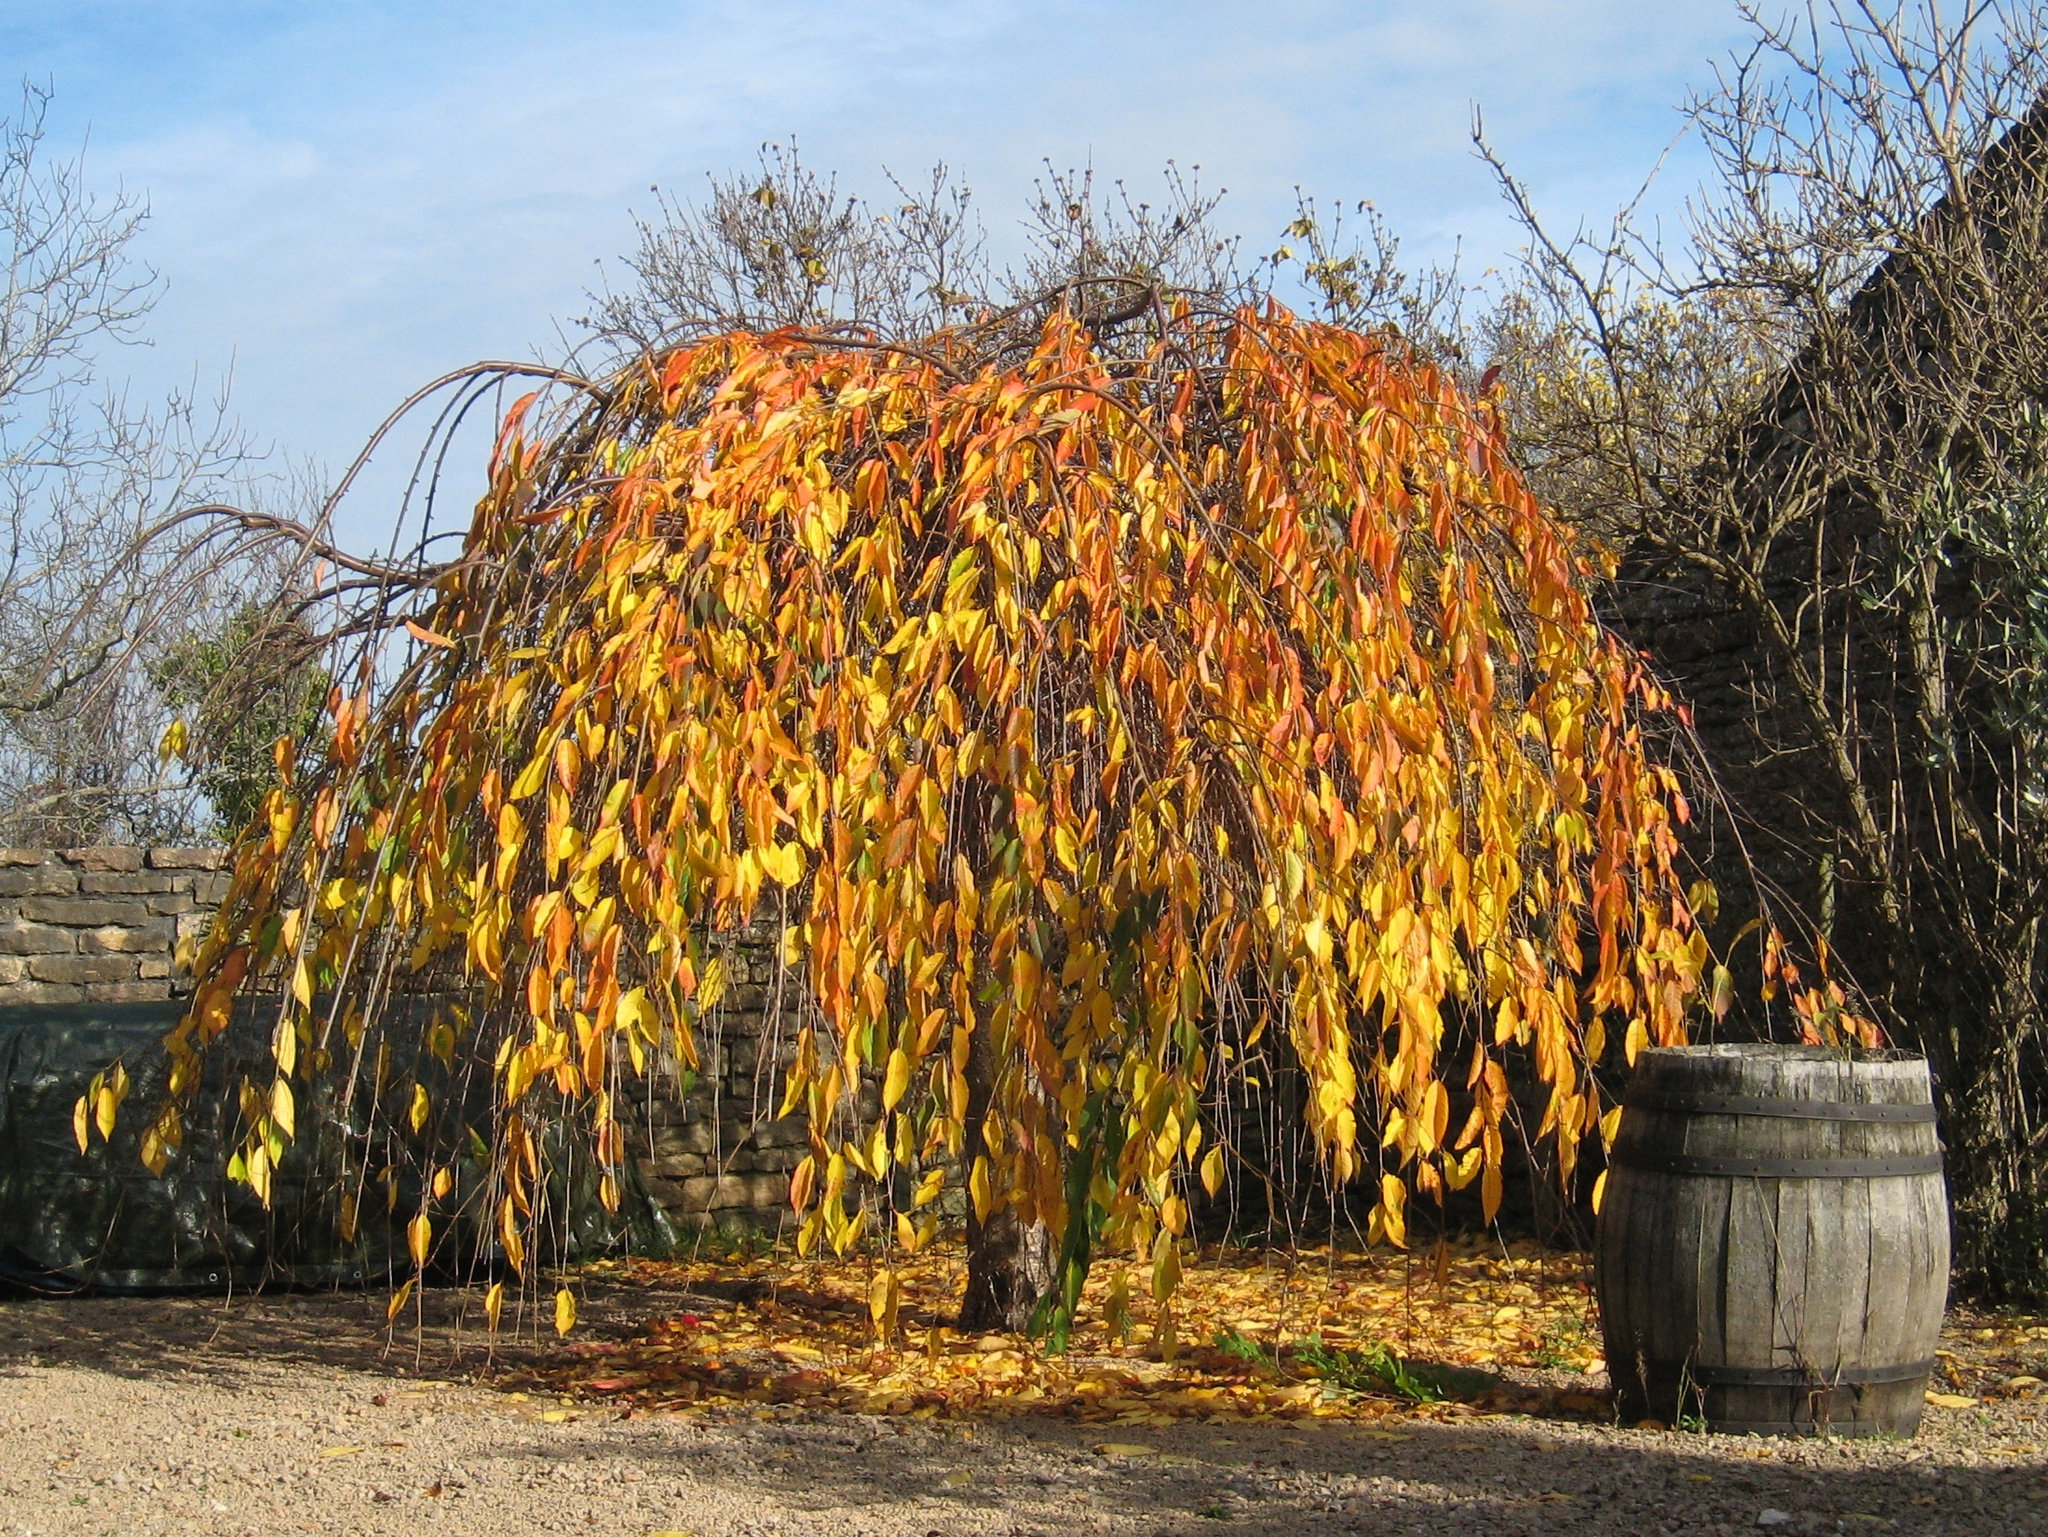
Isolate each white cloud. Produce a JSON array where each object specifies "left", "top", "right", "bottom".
[{"left": 11, "top": 0, "right": 1754, "bottom": 539}]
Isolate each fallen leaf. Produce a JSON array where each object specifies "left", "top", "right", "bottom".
[
  {"left": 1925, "top": 1391, "right": 1978, "bottom": 1409},
  {"left": 1094, "top": 1442, "right": 1159, "bottom": 1458},
  {"left": 319, "top": 1446, "right": 364, "bottom": 1459}
]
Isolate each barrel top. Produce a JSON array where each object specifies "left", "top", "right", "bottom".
[
  {"left": 1629, "top": 1043, "right": 1932, "bottom": 1105},
  {"left": 1642, "top": 1044, "right": 1922, "bottom": 1064}
]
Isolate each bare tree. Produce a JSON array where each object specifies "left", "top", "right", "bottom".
[
  {"left": 587, "top": 143, "right": 988, "bottom": 349},
  {"left": 587, "top": 146, "right": 1263, "bottom": 368},
  {"left": 0, "top": 81, "right": 286, "bottom": 845},
  {"left": 1473, "top": 1, "right": 2048, "bottom": 1293}
]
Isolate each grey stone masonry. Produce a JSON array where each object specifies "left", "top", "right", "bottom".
[
  {"left": 622, "top": 916, "right": 810, "bottom": 1237},
  {"left": 0, "top": 848, "right": 228, "bottom": 1005},
  {"left": 0, "top": 847, "right": 811, "bottom": 1238}
]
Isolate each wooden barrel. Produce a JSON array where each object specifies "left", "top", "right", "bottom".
[{"left": 1596, "top": 1044, "right": 1948, "bottom": 1436}]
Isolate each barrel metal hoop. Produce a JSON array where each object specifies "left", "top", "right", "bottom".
[
  {"left": 1689, "top": 1358, "right": 1935, "bottom": 1387},
  {"left": 1609, "top": 1150, "right": 1944, "bottom": 1178},
  {"left": 1624, "top": 1090, "right": 1937, "bottom": 1124}
]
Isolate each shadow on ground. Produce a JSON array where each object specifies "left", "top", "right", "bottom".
[{"left": 2, "top": 1287, "right": 2044, "bottom": 1535}]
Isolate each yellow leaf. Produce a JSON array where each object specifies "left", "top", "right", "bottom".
[
  {"left": 761, "top": 841, "right": 805, "bottom": 886},
  {"left": 94, "top": 1084, "right": 118, "bottom": 1142},
  {"left": 497, "top": 802, "right": 525, "bottom": 854},
  {"left": 1599, "top": 1105, "right": 1623, "bottom": 1150},
  {"left": 71, "top": 1093, "right": 89, "bottom": 1154},
  {"left": 1447, "top": 1145, "right": 1482, "bottom": 1189},
  {"left": 882, "top": 1047, "right": 913, "bottom": 1111},
  {"left": 270, "top": 1078, "right": 295, "bottom": 1139},
  {"left": 1591, "top": 1169, "right": 1608, "bottom": 1216},
  {"left": 386, "top": 1278, "right": 415, "bottom": 1323},
  {"left": 408, "top": 1212, "right": 431, "bottom": 1267},
  {"left": 409, "top": 1082, "right": 431, "bottom": 1133},
  {"left": 1199, "top": 1145, "right": 1226, "bottom": 1196},
  {"left": 968, "top": 1155, "right": 993, "bottom": 1221},
  {"left": 1151, "top": 1230, "right": 1181, "bottom": 1304},
  {"left": 617, "top": 986, "right": 658, "bottom": 1037},
  {"left": 404, "top": 618, "right": 455, "bottom": 648},
  {"left": 1093, "top": 1443, "right": 1158, "bottom": 1458},
  {"left": 912, "top": 1167, "right": 945, "bottom": 1207},
  {"left": 1710, "top": 964, "right": 1735, "bottom": 1021},
  {"left": 1160, "top": 1192, "right": 1188, "bottom": 1235},
  {"left": 698, "top": 957, "right": 728, "bottom": 1009},
  {"left": 1379, "top": 1172, "right": 1408, "bottom": 1248},
  {"left": 869, "top": 1268, "right": 901, "bottom": 1341},
  {"left": 1925, "top": 1391, "right": 1977, "bottom": 1409},
  {"left": 554, "top": 1287, "right": 577, "bottom": 1336},
  {"left": 1624, "top": 1017, "right": 1650, "bottom": 1065},
  {"left": 1052, "top": 823, "right": 1080, "bottom": 874},
  {"left": 484, "top": 1281, "right": 505, "bottom": 1333},
  {"left": 509, "top": 743, "right": 552, "bottom": 801}
]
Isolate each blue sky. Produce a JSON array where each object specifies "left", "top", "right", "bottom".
[{"left": 8, "top": 1, "right": 1751, "bottom": 539}]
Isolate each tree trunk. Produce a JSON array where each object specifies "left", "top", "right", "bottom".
[{"left": 955, "top": 1001, "right": 1054, "bottom": 1333}]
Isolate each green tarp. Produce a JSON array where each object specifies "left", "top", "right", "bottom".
[{"left": 0, "top": 999, "right": 674, "bottom": 1293}]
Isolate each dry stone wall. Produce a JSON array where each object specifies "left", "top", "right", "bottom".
[
  {"left": 628, "top": 918, "right": 807, "bottom": 1237},
  {"left": 0, "top": 847, "right": 804, "bottom": 1239},
  {"left": 0, "top": 847, "right": 229, "bottom": 1004}
]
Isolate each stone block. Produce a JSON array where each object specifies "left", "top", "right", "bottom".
[
  {"left": 638, "top": 1175, "right": 686, "bottom": 1208},
  {"left": 0, "top": 864, "right": 79, "bottom": 896},
  {"left": 754, "top": 1115, "right": 811, "bottom": 1148},
  {"left": 147, "top": 893, "right": 197, "bottom": 915},
  {"left": 647, "top": 1152, "right": 708, "bottom": 1178},
  {"left": 193, "top": 874, "right": 232, "bottom": 905},
  {"left": 61, "top": 847, "right": 144, "bottom": 873},
  {"left": 660, "top": 1115, "right": 715, "bottom": 1147},
  {"left": 85, "top": 979, "right": 174, "bottom": 1003},
  {"left": 79, "top": 871, "right": 180, "bottom": 895},
  {"left": 0, "top": 957, "right": 23, "bottom": 984},
  {"left": 30, "top": 953, "right": 140, "bottom": 985},
  {"left": 138, "top": 957, "right": 172, "bottom": 980},
  {"left": 2, "top": 980, "right": 84, "bottom": 1004},
  {"left": 675, "top": 1172, "right": 790, "bottom": 1212},
  {"left": 20, "top": 898, "right": 146, "bottom": 927},
  {"left": 79, "top": 921, "right": 174, "bottom": 954},
  {"left": 0, "top": 921, "right": 76, "bottom": 955},
  {"left": 147, "top": 847, "right": 229, "bottom": 870},
  {"left": 0, "top": 849, "right": 50, "bottom": 866},
  {"left": 176, "top": 912, "right": 214, "bottom": 940}
]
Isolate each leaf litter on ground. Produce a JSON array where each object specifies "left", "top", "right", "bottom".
[{"left": 494, "top": 1236, "right": 1621, "bottom": 1427}]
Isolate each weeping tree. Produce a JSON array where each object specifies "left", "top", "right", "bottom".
[{"left": 122, "top": 298, "right": 1733, "bottom": 1335}]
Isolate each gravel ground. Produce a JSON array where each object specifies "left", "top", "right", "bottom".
[{"left": 3, "top": 1284, "right": 2046, "bottom": 1536}]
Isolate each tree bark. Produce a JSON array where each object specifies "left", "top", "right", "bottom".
[{"left": 955, "top": 1001, "right": 1054, "bottom": 1333}]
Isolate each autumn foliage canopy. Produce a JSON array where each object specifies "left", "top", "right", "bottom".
[{"left": 141, "top": 302, "right": 1708, "bottom": 1318}]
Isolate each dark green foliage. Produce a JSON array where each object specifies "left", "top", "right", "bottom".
[{"left": 149, "top": 603, "right": 328, "bottom": 835}]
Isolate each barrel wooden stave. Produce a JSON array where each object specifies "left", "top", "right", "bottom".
[{"left": 1596, "top": 1045, "right": 1948, "bottom": 1436}]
